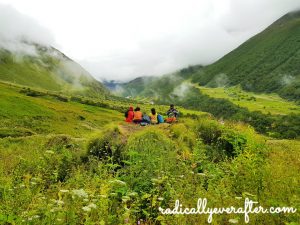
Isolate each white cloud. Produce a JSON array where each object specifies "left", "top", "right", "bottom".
[
  {"left": 0, "top": 0, "right": 299, "bottom": 81},
  {"left": 0, "top": 4, "right": 55, "bottom": 46}
]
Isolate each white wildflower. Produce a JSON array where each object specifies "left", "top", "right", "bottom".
[
  {"left": 72, "top": 189, "right": 88, "bottom": 198},
  {"left": 158, "top": 197, "right": 164, "bottom": 201},
  {"left": 54, "top": 200, "right": 64, "bottom": 205},
  {"left": 59, "top": 189, "right": 69, "bottom": 193},
  {"left": 109, "top": 179, "right": 126, "bottom": 186},
  {"left": 229, "top": 218, "right": 239, "bottom": 224},
  {"left": 82, "top": 206, "right": 91, "bottom": 212},
  {"left": 88, "top": 203, "right": 97, "bottom": 209}
]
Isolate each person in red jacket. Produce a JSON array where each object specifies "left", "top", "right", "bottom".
[{"left": 125, "top": 106, "right": 134, "bottom": 122}]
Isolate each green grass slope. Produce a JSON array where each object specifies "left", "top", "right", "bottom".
[
  {"left": 0, "top": 43, "right": 109, "bottom": 98},
  {"left": 0, "top": 82, "right": 121, "bottom": 138},
  {"left": 191, "top": 10, "right": 300, "bottom": 101}
]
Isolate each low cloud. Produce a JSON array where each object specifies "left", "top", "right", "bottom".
[
  {"left": 79, "top": 0, "right": 300, "bottom": 81},
  {"left": 281, "top": 74, "right": 295, "bottom": 86},
  {"left": 171, "top": 82, "right": 193, "bottom": 100},
  {"left": 0, "top": 4, "right": 55, "bottom": 54},
  {"left": 1, "top": 1, "right": 300, "bottom": 82}
]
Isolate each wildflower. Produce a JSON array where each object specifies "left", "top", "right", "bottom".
[
  {"left": 158, "top": 197, "right": 164, "bottom": 201},
  {"left": 72, "top": 189, "right": 88, "bottom": 198},
  {"left": 82, "top": 206, "right": 91, "bottom": 212},
  {"left": 88, "top": 203, "right": 97, "bottom": 209},
  {"left": 33, "top": 215, "right": 40, "bottom": 219},
  {"left": 109, "top": 179, "right": 126, "bottom": 186},
  {"left": 229, "top": 218, "right": 239, "bottom": 224},
  {"left": 53, "top": 200, "right": 64, "bottom": 205},
  {"left": 59, "top": 189, "right": 69, "bottom": 193}
]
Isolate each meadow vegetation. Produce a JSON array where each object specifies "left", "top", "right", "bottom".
[{"left": 0, "top": 82, "right": 299, "bottom": 224}]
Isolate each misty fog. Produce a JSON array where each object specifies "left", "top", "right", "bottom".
[{"left": 0, "top": 0, "right": 300, "bottom": 82}]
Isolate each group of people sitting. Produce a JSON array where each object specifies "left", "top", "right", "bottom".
[{"left": 125, "top": 104, "right": 179, "bottom": 125}]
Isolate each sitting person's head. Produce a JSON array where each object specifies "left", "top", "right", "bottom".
[
  {"left": 170, "top": 104, "right": 175, "bottom": 109},
  {"left": 151, "top": 108, "right": 156, "bottom": 115},
  {"left": 129, "top": 106, "right": 133, "bottom": 111},
  {"left": 135, "top": 107, "right": 140, "bottom": 111}
]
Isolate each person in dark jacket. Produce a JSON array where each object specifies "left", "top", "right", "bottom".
[{"left": 166, "top": 104, "right": 179, "bottom": 123}]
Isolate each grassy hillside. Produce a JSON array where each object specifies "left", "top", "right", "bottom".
[
  {"left": 0, "top": 83, "right": 299, "bottom": 224},
  {"left": 197, "top": 85, "right": 300, "bottom": 115},
  {"left": 191, "top": 10, "right": 300, "bottom": 101},
  {"left": 0, "top": 43, "right": 109, "bottom": 97}
]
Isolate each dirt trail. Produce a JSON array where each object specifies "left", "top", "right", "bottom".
[{"left": 118, "top": 122, "right": 171, "bottom": 137}]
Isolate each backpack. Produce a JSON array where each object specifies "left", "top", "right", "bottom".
[
  {"left": 142, "top": 114, "right": 151, "bottom": 124},
  {"left": 157, "top": 114, "right": 164, "bottom": 123},
  {"left": 124, "top": 110, "right": 129, "bottom": 118}
]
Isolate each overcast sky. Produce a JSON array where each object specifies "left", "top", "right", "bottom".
[{"left": 0, "top": 0, "right": 299, "bottom": 81}]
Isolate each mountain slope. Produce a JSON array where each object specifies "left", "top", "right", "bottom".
[
  {"left": 0, "top": 41, "right": 109, "bottom": 97},
  {"left": 191, "top": 10, "right": 300, "bottom": 100}
]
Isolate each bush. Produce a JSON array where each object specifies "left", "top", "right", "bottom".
[{"left": 87, "top": 126, "right": 126, "bottom": 165}]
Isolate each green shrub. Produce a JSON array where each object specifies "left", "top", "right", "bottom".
[{"left": 87, "top": 126, "right": 125, "bottom": 165}]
